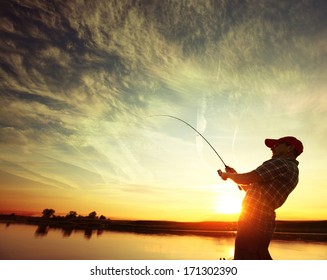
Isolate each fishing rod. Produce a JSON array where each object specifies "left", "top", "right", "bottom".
[{"left": 152, "top": 114, "right": 242, "bottom": 191}]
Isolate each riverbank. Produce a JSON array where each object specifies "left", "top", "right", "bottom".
[{"left": 1, "top": 214, "right": 326, "bottom": 242}]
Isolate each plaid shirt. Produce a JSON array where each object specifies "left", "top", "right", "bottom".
[{"left": 239, "top": 157, "right": 299, "bottom": 233}]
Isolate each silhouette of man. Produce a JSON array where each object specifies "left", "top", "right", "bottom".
[{"left": 218, "top": 136, "right": 303, "bottom": 260}]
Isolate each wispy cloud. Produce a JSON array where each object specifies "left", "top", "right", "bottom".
[{"left": 1, "top": 0, "right": 326, "bottom": 219}]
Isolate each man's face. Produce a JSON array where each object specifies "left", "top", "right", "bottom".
[{"left": 271, "top": 142, "right": 290, "bottom": 158}]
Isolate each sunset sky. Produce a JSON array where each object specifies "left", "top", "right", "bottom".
[{"left": 1, "top": 0, "right": 326, "bottom": 222}]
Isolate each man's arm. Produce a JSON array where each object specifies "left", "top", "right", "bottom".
[{"left": 218, "top": 170, "right": 262, "bottom": 186}]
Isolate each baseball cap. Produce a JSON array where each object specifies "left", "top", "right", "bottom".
[{"left": 265, "top": 136, "right": 303, "bottom": 156}]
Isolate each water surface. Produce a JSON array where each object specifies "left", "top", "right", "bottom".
[{"left": 1, "top": 224, "right": 326, "bottom": 260}]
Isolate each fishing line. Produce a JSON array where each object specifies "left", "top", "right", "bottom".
[
  {"left": 150, "top": 114, "right": 242, "bottom": 191},
  {"left": 152, "top": 114, "right": 227, "bottom": 166}
]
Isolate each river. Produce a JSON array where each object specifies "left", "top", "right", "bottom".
[{"left": 1, "top": 223, "right": 326, "bottom": 260}]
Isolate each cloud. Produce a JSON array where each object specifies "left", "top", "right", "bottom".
[{"left": 0, "top": 0, "right": 326, "bottom": 217}]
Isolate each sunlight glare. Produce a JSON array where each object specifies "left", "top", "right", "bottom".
[{"left": 214, "top": 181, "right": 243, "bottom": 214}]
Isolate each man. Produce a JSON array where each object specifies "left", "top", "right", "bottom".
[{"left": 218, "top": 136, "right": 303, "bottom": 260}]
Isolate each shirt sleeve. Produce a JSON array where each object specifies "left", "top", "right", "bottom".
[{"left": 255, "top": 158, "right": 289, "bottom": 182}]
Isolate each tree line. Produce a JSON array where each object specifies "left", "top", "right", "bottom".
[{"left": 42, "top": 209, "right": 108, "bottom": 220}]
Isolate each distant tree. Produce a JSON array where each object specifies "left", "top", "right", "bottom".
[
  {"left": 99, "top": 215, "right": 106, "bottom": 220},
  {"left": 42, "top": 209, "right": 55, "bottom": 218},
  {"left": 66, "top": 211, "right": 77, "bottom": 218},
  {"left": 88, "top": 211, "right": 97, "bottom": 219}
]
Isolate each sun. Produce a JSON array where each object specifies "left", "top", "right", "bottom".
[
  {"left": 216, "top": 196, "right": 242, "bottom": 214},
  {"left": 214, "top": 182, "right": 244, "bottom": 215}
]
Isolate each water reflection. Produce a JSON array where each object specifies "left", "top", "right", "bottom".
[
  {"left": 62, "top": 227, "right": 73, "bottom": 237},
  {"left": 32, "top": 224, "right": 105, "bottom": 240},
  {"left": 35, "top": 225, "right": 49, "bottom": 236},
  {"left": 84, "top": 228, "right": 93, "bottom": 239},
  {"left": 1, "top": 223, "right": 327, "bottom": 260}
]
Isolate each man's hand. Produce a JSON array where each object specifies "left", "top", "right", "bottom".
[
  {"left": 217, "top": 169, "right": 228, "bottom": 180},
  {"left": 218, "top": 166, "right": 243, "bottom": 191},
  {"left": 225, "top": 166, "right": 237, "bottom": 174},
  {"left": 218, "top": 166, "right": 237, "bottom": 181}
]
